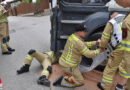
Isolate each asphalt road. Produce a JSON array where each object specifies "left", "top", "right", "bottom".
[{"left": 0, "top": 15, "right": 52, "bottom": 90}]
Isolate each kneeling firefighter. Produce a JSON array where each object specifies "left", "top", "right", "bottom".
[
  {"left": 17, "top": 50, "right": 59, "bottom": 86},
  {"left": 53, "top": 24, "right": 103, "bottom": 88}
]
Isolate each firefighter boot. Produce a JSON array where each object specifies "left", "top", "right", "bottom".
[
  {"left": 6, "top": 36, "right": 15, "bottom": 52},
  {"left": 97, "top": 82, "right": 104, "bottom": 90},
  {"left": 17, "top": 64, "right": 30, "bottom": 74},
  {"left": 6, "top": 42, "right": 15, "bottom": 52},
  {"left": 37, "top": 75, "right": 50, "bottom": 87},
  {"left": 115, "top": 84, "right": 123, "bottom": 90},
  {"left": 1, "top": 43, "right": 12, "bottom": 55},
  {"left": 53, "top": 76, "right": 63, "bottom": 86},
  {"left": 1, "top": 38, "right": 12, "bottom": 55},
  {"left": 2, "top": 51, "right": 12, "bottom": 55},
  {"left": 8, "top": 47, "right": 15, "bottom": 52}
]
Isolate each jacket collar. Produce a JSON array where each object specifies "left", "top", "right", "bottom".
[{"left": 74, "top": 33, "right": 84, "bottom": 41}]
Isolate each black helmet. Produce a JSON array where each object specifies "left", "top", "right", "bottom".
[{"left": 75, "top": 23, "right": 87, "bottom": 32}]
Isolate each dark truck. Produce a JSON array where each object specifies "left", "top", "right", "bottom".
[{"left": 50, "top": 0, "right": 129, "bottom": 72}]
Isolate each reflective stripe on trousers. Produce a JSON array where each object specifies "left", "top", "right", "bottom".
[
  {"left": 119, "top": 67, "right": 130, "bottom": 78},
  {"left": 25, "top": 54, "right": 33, "bottom": 61},
  {"left": 102, "top": 76, "right": 113, "bottom": 83}
]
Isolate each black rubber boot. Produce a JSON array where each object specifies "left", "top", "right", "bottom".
[
  {"left": 115, "top": 84, "right": 123, "bottom": 90},
  {"left": 8, "top": 47, "right": 15, "bottom": 52},
  {"left": 53, "top": 76, "right": 63, "bottom": 86},
  {"left": 97, "top": 82, "right": 104, "bottom": 90},
  {"left": 2, "top": 51, "right": 12, "bottom": 55},
  {"left": 17, "top": 64, "right": 30, "bottom": 74},
  {"left": 37, "top": 75, "right": 50, "bottom": 87}
]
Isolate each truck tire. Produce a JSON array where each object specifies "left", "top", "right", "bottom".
[
  {"left": 83, "top": 32, "right": 112, "bottom": 72},
  {"left": 82, "top": 32, "right": 102, "bottom": 67}
]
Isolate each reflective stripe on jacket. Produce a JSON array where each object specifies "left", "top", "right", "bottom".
[
  {"left": 121, "top": 13, "right": 130, "bottom": 52},
  {"left": 0, "top": 5, "right": 8, "bottom": 23},
  {"left": 0, "top": 18, "right": 8, "bottom": 23},
  {"left": 60, "top": 34, "right": 100, "bottom": 67}
]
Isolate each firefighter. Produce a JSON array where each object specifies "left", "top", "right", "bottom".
[
  {"left": 116, "top": 12, "right": 130, "bottom": 90},
  {"left": 53, "top": 24, "right": 103, "bottom": 88},
  {"left": 97, "top": 12, "right": 126, "bottom": 90},
  {"left": 17, "top": 50, "right": 59, "bottom": 87},
  {"left": 114, "top": 0, "right": 130, "bottom": 90},
  {"left": 0, "top": 4, "right": 15, "bottom": 55}
]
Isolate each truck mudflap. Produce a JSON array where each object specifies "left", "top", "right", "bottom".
[{"left": 79, "top": 44, "right": 113, "bottom": 72}]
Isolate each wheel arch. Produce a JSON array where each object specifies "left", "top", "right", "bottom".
[{"left": 83, "top": 12, "right": 110, "bottom": 39}]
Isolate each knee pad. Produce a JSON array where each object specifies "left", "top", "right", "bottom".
[
  {"left": 47, "top": 66, "right": 52, "bottom": 73},
  {"left": 7, "top": 36, "right": 10, "bottom": 42},
  {"left": 28, "top": 49, "right": 36, "bottom": 55},
  {"left": 2, "top": 37, "right": 7, "bottom": 43}
]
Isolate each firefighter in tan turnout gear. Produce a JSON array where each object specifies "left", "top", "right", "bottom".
[
  {"left": 0, "top": 4, "right": 15, "bottom": 55},
  {"left": 114, "top": 0, "right": 130, "bottom": 90},
  {"left": 97, "top": 12, "right": 127, "bottom": 90},
  {"left": 53, "top": 24, "right": 103, "bottom": 88},
  {"left": 17, "top": 50, "right": 59, "bottom": 86}
]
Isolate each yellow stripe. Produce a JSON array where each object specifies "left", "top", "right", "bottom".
[
  {"left": 86, "top": 42, "right": 91, "bottom": 48},
  {"left": 118, "top": 22, "right": 122, "bottom": 33},
  {"left": 116, "top": 44, "right": 123, "bottom": 50},
  {"left": 81, "top": 47, "right": 89, "bottom": 55},
  {"left": 119, "top": 68, "right": 130, "bottom": 78},
  {"left": 122, "top": 47, "right": 130, "bottom": 51},
  {"left": 25, "top": 54, "right": 33, "bottom": 61},
  {"left": 103, "top": 76, "right": 113, "bottom": 80},
  {"left": 69, "top": 44, "right": 73, "bottom": 59},
  {"left": 67, "top": 34, "right": 79, "bottom": 60},
  {"left": 102, "top": 35, "right": 109, "bottom": 39},
  {"left": 119, "top": 72, "right": 130, "bottom": 79},
  {"left": 104, "top": 32, "right": 110, "bottom": 37},
  {"left": 1, "top": 43, "right": 6, "bottom": 47},
  {"left": 121, "top": 40, "right": 130, "bottom": 51},
  {"left": 62, "top": 55, "right": 79, "bottom": 64},
  {"left": 102, "top": 76, "right": 113, "bottom": 83},
  {"left": 66, "top": 42, "right": 73, "bottom": 60},
  {"left": 0, "top": 18, "right": 8, "bottom": 23},
  {"left": 69, "top": 34, "right": 79, "bottom": 41},
  {"left": 94, "top": 50, "right": 99, "bottom": 56},
  {"left": 102, "top": 32, "right": 110, "bottom": 39},
  {"left": 122, "top": 40, "right": 130, "bottom": 45},
  {"left": 60, "top": 55, "right": 78, "bottom": 66}
]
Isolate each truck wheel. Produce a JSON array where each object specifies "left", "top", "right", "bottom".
[
  {"left": 82, "top": 32, "right": 113, "bottom": 72},
  {"left": 82, "top": 32, "right": 102, "bottom": 68}
]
